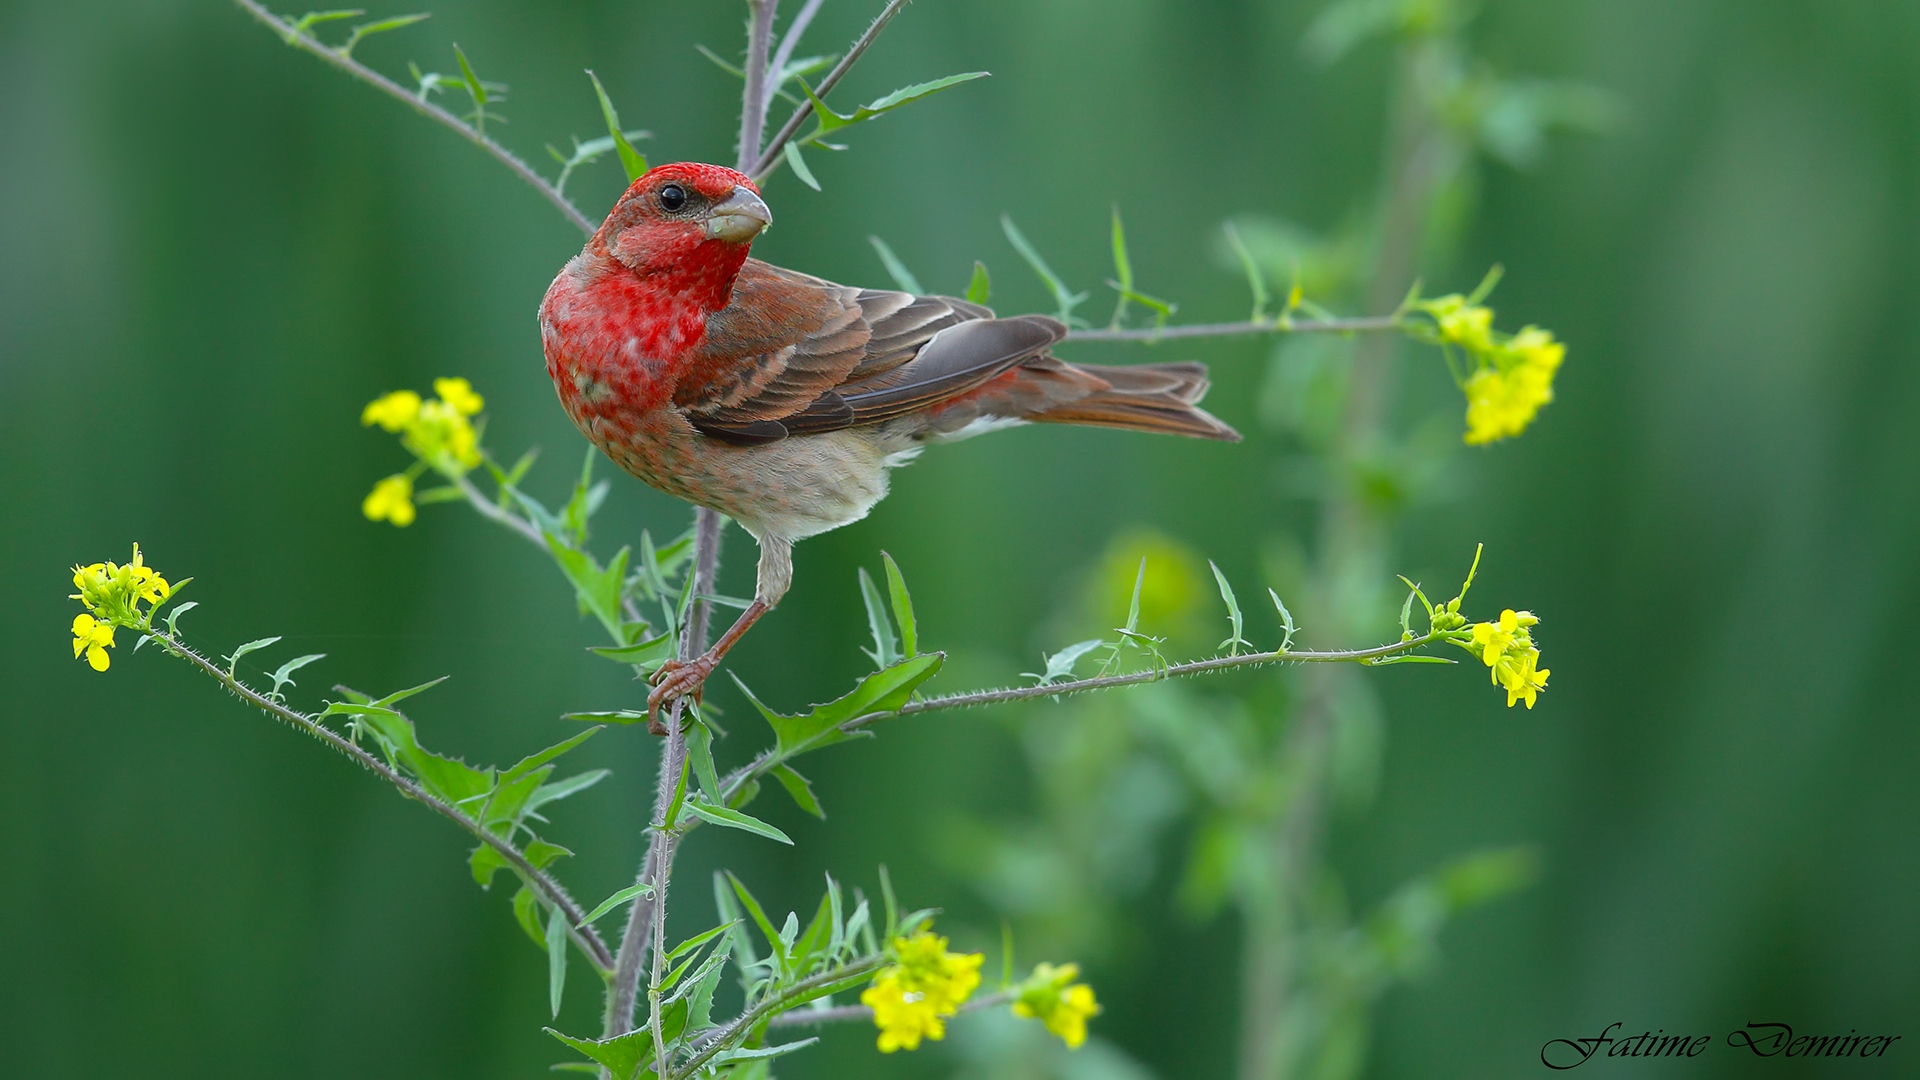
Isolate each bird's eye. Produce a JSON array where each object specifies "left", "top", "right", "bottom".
[{"left": 658, "top": 184, "right": 688, "bottom": 212}]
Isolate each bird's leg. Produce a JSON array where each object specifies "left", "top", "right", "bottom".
[{"left": 647, "top": 533, "right": 792, "bottom": 729}]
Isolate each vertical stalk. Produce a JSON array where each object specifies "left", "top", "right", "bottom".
[{"left": 1237, "top": 37, "right": 1452, "bottom": 1080}]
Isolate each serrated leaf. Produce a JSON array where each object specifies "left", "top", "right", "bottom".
[
  {"left": 525, "top": 769, "right": 610, "bottom": 815},
  {"left": 857, "top": 567, "right": 900, "bottom": 669},
  {"left": 512, "top": 884, "right": 546, "bottom": 948},
  {"left": 470, "top": 842, "right": 511, "bottom": 888},
  {"left": 784, "top": 141, "right": 821, "bottom": 190},
  {"left": 502, "top": 728, "right": 601, "bottom": 784},
  {"left": 1270, "top": 588, "right": 1298, "bottom": 651},
  {"left": 585, "top": 70, "right": 647, "bottom": 180},
  {"left": 580, "top": 882, "right": 655, "bottom": 928},
  {"left": 164, "top": 600, "right": 198, "bottom": 634},
  {"left": 731, "top": 652, "right": 942, "bottom": 760},
  {"left": 525, "top": 839, "right": 573, "bottom": 869},
  {"left": 685, "top": 800, "right": 792, "bottom": 845},
  {"left": 1001, "top": 214, "right": 1089, "bottom": 325},
  {"left": 867, "top": 236, "right": 923, "bottom": 294},
  {"left": 881, "top": 552, "right": 917, "bottom": 657},
  {"left": 586, "top": 631, "right": 674, "bottom": 666},
  {"left": 225, "top": 636, "right": 281, "bottom": 674},
  {"left": 665, "top": 920, "right": 737, "bottom": 963},
  {"left": 270, "top": 653, "right": 325, "bottom": 696},
  {"left": 709, "top": 1039, "right": 819, "bottom": 1066},
  {"left": 965, "top": 260, "right": 990, "bottom": 304},
  {"left": 687, "top": 937, "right": 731, "bottom": 1028},
  {"left": 544, "top": 1026, "right": 655, "bottom": 1080},
  {"left": 800, "top": 71, "right": 988, "bottom": 133},
  {"left": 686, "top": 719, "right": 721, "bottom": 804},
  {"left": 562, "top": 709, "right": 649, "bottom": 725},
  {"left": 770, "top": 764, "right": 823, "bottom": 819},
  {"left": 1210, "top": 561, "right": 1247, "bottom": 656},
  {"left": 546, "top": 903, "right": 569, "bottom": 1017}
]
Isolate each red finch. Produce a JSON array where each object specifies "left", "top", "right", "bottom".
[{"left": 540, "top": 162, "right": 1238, "bottom": 722}]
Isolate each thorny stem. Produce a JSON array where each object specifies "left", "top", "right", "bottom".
[
  {"left": 142, "top": 626, "right": 615, "bottom": 972},
  {"left": 763, "top": 988, "right": 1015, "bottom": 1030},
  {"left": 231, "top": 0, "right": 596, "bottom": 236},
  {"left": 1067, "top": 315, "right": 1401, "bottom": 342},
  {"left": 670, "top": 955, "right": 887, "bottom": 1079},
  {"left": 717, "top": 630, "right": 1468, "bottom": 804},
  {"left": 738, "top": 0, "right": 780, "bottom": 175},
  {"left": 751, "top": 0, "right": 913, "bottom": 182},
  {"left": 766, "top": 0, "right": 830, "bottom": 125}
]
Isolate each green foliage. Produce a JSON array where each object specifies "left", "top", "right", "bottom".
[
  {"left": 799, "top": 71, "right": 988, "bottom": 134},
  {"left": 1001, "top": 214, "right": 1089, "bottom": 326},
  {"left": 586, "top": 70, "right": 649, "bottom": 180},
  {"left": 867, "top": 235, "right": 924, "bottom": 294}
]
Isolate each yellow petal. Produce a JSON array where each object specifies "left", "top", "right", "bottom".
[{"left": 87, "top": 644, "right": 110, "bottom": 671}]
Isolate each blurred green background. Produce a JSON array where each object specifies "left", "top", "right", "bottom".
[{"left": 4, "top": 0, "right": 1916, "bottom": 1076}]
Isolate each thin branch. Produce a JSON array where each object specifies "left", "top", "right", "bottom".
[
  {"left": 453, "top": 471, "right": 545, "bottom": 547},
  {"left": 765, "top": 989, "right": 1015, "bottom": 1029},
  {"left": 671, "top": 955, "right": 887, "bottom": 1079},
  {"left": 145, "top": 627, "right": 615, "bottom": 972},
  {"left": 751, "top": 0, "right": 913, "bottom": 181},
  {"left": 1066, "top": 315, "right": 1402, "bottom": 343},
  {"left": 765, "top": 0, "right": 829, "bottom": 129},
  {"left": 230, "top": 0, "right": 596, "bottom": 236},
  {"left": 737, "top": 0, "right": 781, "bottom": 173},
  {"left": 718, "top": 630, "right": 1467, "bottom": 804}
]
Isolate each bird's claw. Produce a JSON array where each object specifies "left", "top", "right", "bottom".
[{"left": 646, "top": 656, "right": 713, "bottom": 735}]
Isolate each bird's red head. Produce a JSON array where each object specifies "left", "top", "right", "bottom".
[{"left": 593, "top": 163, "right": 770, "bottom": 305}]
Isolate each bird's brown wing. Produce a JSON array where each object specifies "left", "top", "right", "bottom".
[{"left": 680, "top": 259, "right": 1062, "bottom": 445}]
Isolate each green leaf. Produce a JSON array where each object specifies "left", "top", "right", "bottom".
[
  {"left": 544, "top": 1027, "right": 656, "bottom": 1080},
  {"left": 164, "top": 600, "right": 197, "bottom": 635},
  {"left": 714, "top": 872, "right": 759, "bottom": 971},
  {"left": 586, "top": 631, "right": 675, "bottom": 670},
  {"left": 965, "top": 260, "right": 991, "bottom": 304},
  {"left": 881, "top": 552, "right": 917, "bottom": 657},
  {"left": 1124, "top": 558, "right": 1147, "bottom": 634},
  {"left": 585, "top": 70, "right": 648, "bottom": 181},
  {"left": 800, "top": 71, "right": 989, "bottom": 134},
  {"left": 1001, "top": 214, "right": 1089, "bottom": 325},
  {"left": 879, "top": 864, "right": 899, "bottom": 938},
  {"left": 1269, "top": 588, "right": 1297, "bottom": 651},
  {"left": 1209, "top": 561, "right": 1247, "bottom": 656},
  {"left": 269, "top": 653, "right": 325, "bottom": 697},
  {"left": 1021, "top": 638, "right": 1104, "bottom": 686},
  {"left": 581, "top": 882, "right": 654, "bottom": 928},
  {"left": 547, "top": 537, "right": 631, "bottom": 641},
  {"left": 546, "top": 903, "right": 569, "bottom": 1017},
  {"left": 686, "top": 938, "right": 731, "bottom": 1028},
  {"left": 224, "top": 636, "right": 281, "bottom": 675},
  {"left": 731, "top": 652, "right": 943, "bottom": 761},
  {"left": 525, "top": 769, "right": 610, "bottom": 815},
  {"left": 686, "top": 720, "right": 721, "bottom": 804},
  {"left": 512, "top": 884, "right": 546, "bottom": 947},
  {"left": 665, "top": 920, "right": 738, "bottom": 963},
  {"left": 372, "top": 676, "right": 448, "bottom": 709},
  {"left": 340, "top": 12, "right": 429, "bottom": 58},
  {"left": 685, "top": 800, "right": 793, "bottom": 845},
  {"left": 525, "top": 839, "right": 574, "bottom": 869},
  {"left": 867, "top": 236, "right": 923, "bottom": 294},
  {"left": 709, "top": 1039, "right": 819, "bottom": 1067},
  {"left": 285, "top": 8, "right": 360, "bottom": 41},
  {"left": 563, "top": 709, "right": 650, "bottom": 725},
  {"left": 857, "top": 568, "right": 901, "bottom": 669},
  {"left": 784, "top": 141, "right": 821, "bottom": 191},
  {"left": 770, "top": 764, "right": 824, "bottom": 819},
  {"left": 661, "top": 750, "right": 689, "bottom": 832},
  {"left": 1224, "top": 221, "right": 1271, "bottom": 323},
  {"left": 470, "top": 842, "right": 510, "bottom": 888},
  {"left": 725, "top": 872, "right": 785, "bottom": 966},
  {"left": 452, "top": 43, "right": 486, "bottom": 106},
  {"left": 502, "top": 728, "right": 600, "bottom": 784}
]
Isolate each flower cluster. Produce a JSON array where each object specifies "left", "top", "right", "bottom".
[
  {"left": 360, "top": 377, "right": 486, "bottom": 527},
  {"left": 1418, "top": 295, "right": 1564, "bottom": 445},
  {"left": 860, "top": 931, "right": 983, "bottom": 1052},
  {"left": 69, "top": 545, "right": 174, "bottom": 671},
  {"left": 1011, "top": 961, "right": 1100, "bottom": 1049},
  {"left": 1467, "top": 608, "right": 1550, "bottom": 708}
]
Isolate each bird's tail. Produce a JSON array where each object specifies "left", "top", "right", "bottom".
[{"left": 1029, "top": 360, "right": 1241, "bottom": 442}]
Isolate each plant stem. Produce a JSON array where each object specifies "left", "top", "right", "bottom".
[
  {"left": 751, "top": 0, "right": 913, "bottom": 182},
  {"left": 1066, "top": 315, "right": 1401, "bottom": 342},
  {"left": 738, "top": 0, "right": 780, "bottom": 173},
  {"left": 230, "top": 0, "right": 595, "bottom": 236},
  {"left": 762, "top": 988, "right": 1015, "bottom": 1029},
  {"left": 145, "top": 627, "right": 615, "bottom": 971},
  {"left": 670, "top": 955, "right": 886, "bottom": 1079}
]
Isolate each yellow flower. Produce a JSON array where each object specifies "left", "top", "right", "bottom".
[
  {"left": 362, "top": 474, "right": 417, "bottom": 527},
  {"left": 1012, "top": 961, "right": 1100, "bottom": 1049},
  {"left": 433, "top": 376, "right": 484, "bottom": 416},
  {"left": 361, "top": 390, "right": 422, "bottom": 433},
  {"left": 405, "top": 399, "right": 481, "bottom": 469},
  {"left": 1462, "top": 326, "right": 1563, "bottom": 445},
  {"left": 71, "top": 613, "right": 115, "bottom": 671},
  {"left": 1423, "top": 294, "right": 1497, "bottom": 354},
  {"left": 1496, "top": 647, "right": 1550, "bottom": 709},
  {"left": 1464, "top": 609, "right": 1548, "bottom": 709},
  {"left": 860, "top": 931, "right": 983, "bottom": 1052}
]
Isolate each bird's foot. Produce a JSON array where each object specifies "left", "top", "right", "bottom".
[{"left": 646, "top": 655, "right": 715, "bottom": 735}]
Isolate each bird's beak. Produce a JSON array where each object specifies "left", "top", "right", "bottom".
[{"left": 705, "top": 185, "right": 771, "bottom": 243}]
